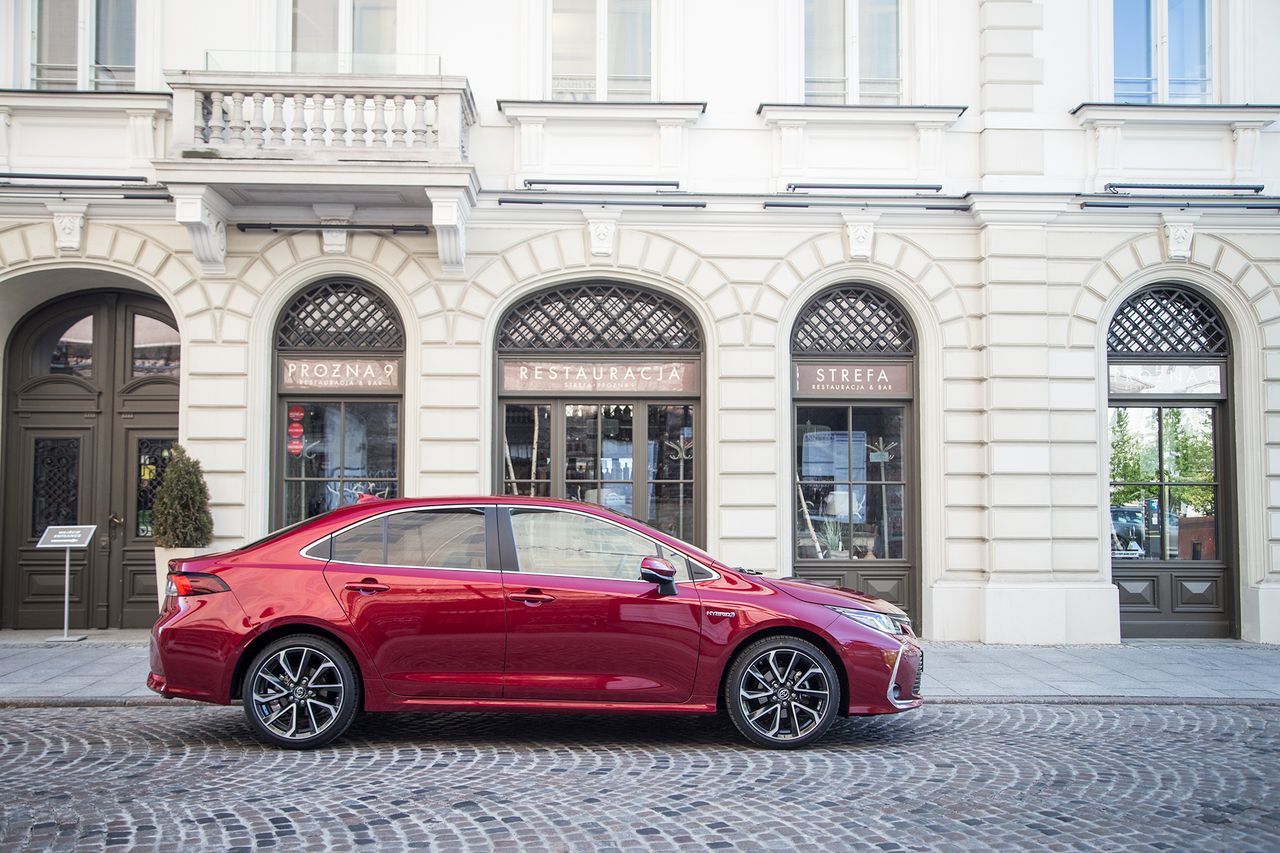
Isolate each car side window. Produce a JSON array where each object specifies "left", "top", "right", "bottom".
[
  {"left": 509, "top": 509, "right": 659, "bottom": 581},
  {"left": 332, "top": 517, "right": 386, "bottom": 565},
  {"left": 385, "top": 510, "right": 486, "bottom": 569},
  {"left": 332, "top": 509, "right": 487, "bottom": 569},
  {"left": 658, "top": 543, "right": 695, "bottom": 581}
]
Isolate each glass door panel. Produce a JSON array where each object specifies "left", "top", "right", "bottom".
[
  {"left": 499, "top": 398, "right": 699, "bottom": 542},
  {"left": 502, "top": 403, "right": 551, "bottom": 496},
  {"left": 795, "top": 405, "right": 906, "bottom": 561},
  {"left": 1109, "top": 405, "right": 1219, "bottom": 564},
  {"left": 564, "top": 403, "right": 635, "bottom": 516},
  {"left": 282, "top": 400, "right": 399, "bottom": 525}
]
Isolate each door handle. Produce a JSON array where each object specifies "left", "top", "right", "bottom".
[
  {"left": 509, "top": 591, "right": 555, "bottom": 605},
  {"left": 344, "top": 579, "right": 390, "bottom": 593}
]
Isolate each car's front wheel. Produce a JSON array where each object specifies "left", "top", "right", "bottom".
[
  {"left": 242, "top": 634, "right": 359, "bottom": 749},
  {"left": 725, "top": 636, "right": 840, "bottom": 749}
]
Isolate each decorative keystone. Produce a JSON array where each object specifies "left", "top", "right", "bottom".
[
  {"left": 46, "top": 202, "right": 88, "bottom": 252},
  {"left": 1161, "top": 213, "right": 1198, "bottom": 262},
  {"left": 586, "top": 211, "right": 622, "bottom": 257},
  {"left": 842, "top": 212, "right": 879, "bottom": 260},
  {"left": 171, "top": 186, "right": 231, "bottom": 275},
  {"left": 313, "top": 203, "right": 355, "bottom": 255}
]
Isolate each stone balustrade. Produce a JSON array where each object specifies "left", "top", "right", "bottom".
[{"left": 165, "top": 71, "right": 476, "bottom": 160}]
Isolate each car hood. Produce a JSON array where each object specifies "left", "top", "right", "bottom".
[{"left": 768, "top": 576, "right": 908, "bottom": 617}]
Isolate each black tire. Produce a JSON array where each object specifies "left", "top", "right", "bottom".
[
  {"left": 241, "top": 634, "right": 360, "bottom": 749},
  {"left": 724, "top": 635, "right": 840, "bottom": 749}
]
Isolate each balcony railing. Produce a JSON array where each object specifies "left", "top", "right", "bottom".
[{"left": 165, "top": 71, "right": 476, "bottom": 161}]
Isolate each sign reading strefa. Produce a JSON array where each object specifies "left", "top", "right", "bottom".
[
  {"left": 793, "top": 363, "right": 911, "bottom": 398},
  {"left": 280, "top": 358, "right": 401, "bottom": 392}
]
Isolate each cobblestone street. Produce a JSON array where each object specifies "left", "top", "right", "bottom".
[{"left": 1, "top": 703, "right": 1276, "bottom": 851}]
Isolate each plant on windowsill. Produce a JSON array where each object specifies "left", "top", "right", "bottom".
[
  {"left": 151, "top": 444, "right": 214, "bottom": 611},
  {"left": 819, "top": 518, "right": 848, "bottom": 559}
]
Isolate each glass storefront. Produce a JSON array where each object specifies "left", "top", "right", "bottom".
[
  {"left": 496, "top": 282, "right": 703, "bottom": 543},
  {"left": 501, "top": 400, "right": 697, "bottom": 541},
  {"left": 1107, "top": 284, "right": 1232, "bottom": 638},
  {"left": 281, "top": 399, "right": 400, "bottom": 525},
  {"left": 273, "top": 278, "right": 405, "bottom": 527},
  {"left": 790, "top": 283, "right": 917, "bottom": 622},
  {"left": 795, "top": 405, "right": 906, "bottom": 561}
]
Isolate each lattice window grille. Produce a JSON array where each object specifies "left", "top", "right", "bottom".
[
  {"left": 1107, "top": 286, "right": 1229, "bottom": 356},
  {"left": 32, "top": 438, "right": 79, "bottom": 537},
  {"left": 498, "top": 283, "right": 702, "bottom": 352},
  {"left": 791, "top": 285, "right": 915, "bottom": 355},
  {"left": 276, "top": 279, "right": 405, "bottom": 351}
]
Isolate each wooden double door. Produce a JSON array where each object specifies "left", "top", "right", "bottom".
[{"left": 3, "top": 292, "right": 179, "bottom": 629}]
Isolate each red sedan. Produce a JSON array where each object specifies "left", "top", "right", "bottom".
[{"left": 149, "top": 496, "right": 923, "bottom": 749}]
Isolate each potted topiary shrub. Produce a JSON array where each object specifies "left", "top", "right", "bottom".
[{"left": 151, "top": 444, "right": 214, "bottom": 610}]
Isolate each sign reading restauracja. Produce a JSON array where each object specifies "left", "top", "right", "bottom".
[
  {"left": 793, "top": 363, "right": 911, "bottom": 398},
  {"left": 279, "top": 357, "right": 402, "bottom": 392},
  {"left": 501, "top": 359, "right": 699, "bottom": 394}
]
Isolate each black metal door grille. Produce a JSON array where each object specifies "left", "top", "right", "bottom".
[
  {"left": 1108, "top": 286, "right": 1228, "bottom": 356},
  {"left": 791, "top": 285, "right": 915, "bottom": 355},
  {"left": 498, "top": 283, "right": 701, "bottom": 352},
  {"left": 276, "top": 279, "right": 405, "bottom": 351}
]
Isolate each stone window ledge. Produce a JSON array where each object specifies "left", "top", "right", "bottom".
[
  {"left": 498, "top": 100, "right": 706, "bottom": 124},
  {"left": 756, "top": 103, "right": 966, "bottom": 127},
  {"left": 1071, "top": 102, "right": 1280, "bottom": 128}
]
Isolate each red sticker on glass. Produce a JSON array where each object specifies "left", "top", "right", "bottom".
[
  {"left": 287, "top": 437, "right": 305, "bottom": 456},
  {"left": 287, "top": 405, "right": 305, "bottom": 421},
  {"left": 287, "top": 422, "right": 304, "bottom": 438}
]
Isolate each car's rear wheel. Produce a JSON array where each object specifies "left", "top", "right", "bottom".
[
  {"left": 725, "top": 636, "right": 840, "bottom": 749},
  {"left": 242, "top": 634, "right": 359, "bottom": 749}
]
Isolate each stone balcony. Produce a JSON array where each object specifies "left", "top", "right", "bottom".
[{"left": 154, "top": 70, "right": 480, "bottom": 274}]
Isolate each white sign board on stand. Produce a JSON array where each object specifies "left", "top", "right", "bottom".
[{"left": 36, "top": 524, "right": 97, "bottom": 642}]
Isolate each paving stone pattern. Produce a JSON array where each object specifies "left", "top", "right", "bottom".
[{"left": 1, "top": 704, "right": 1276, "bottom": 852}]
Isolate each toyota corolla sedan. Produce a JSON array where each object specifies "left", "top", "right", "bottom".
[{"left": 149, "top": 496, "right": 923, "bottom": 749}]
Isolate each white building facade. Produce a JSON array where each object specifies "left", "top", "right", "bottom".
[{"left": 1, "top": 0, "right": 1278, "bottom": 642}]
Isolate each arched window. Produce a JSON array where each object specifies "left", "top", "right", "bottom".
[
  {"left": 275, "top": 278, "right": 405, "bottom": 526},
  {"left": 498, "top": 281, "right": 701, "bottom": 352},
  {"left": 790, "top": 283, "right": 918, "bottom": 622},
  {"left": 276, "top": 278, "right": 405, "bottom": 350},
  {"left": 1107, "top": 284, "right": 1232, "bottom": 638},
  {"left": 496, "top": 281, "right": 704, "bottom": 542}
]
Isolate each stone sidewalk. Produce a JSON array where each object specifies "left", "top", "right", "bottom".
[{"left": 1, "top": 629, "right": 1278, "bottom": 704}]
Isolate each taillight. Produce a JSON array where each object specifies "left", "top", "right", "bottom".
[{"left": 166, "top": 572, "right": 230, "bottom": 597}]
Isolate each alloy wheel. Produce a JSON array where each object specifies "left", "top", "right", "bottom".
[
  {"left": 736, "top": 647, "right": 832, "bottom": 742},
  {"left": 249, "top": 645, "right": 346, "bottom": 741}
]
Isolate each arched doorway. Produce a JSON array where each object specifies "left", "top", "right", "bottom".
[
  {"left": 3, "top": 291, "right": 180, "bottom": 629},
  {"left": 790, "top": 283, "right": 919, "bottom": 624},
  {"left": 273, "top": 278, "right": 406, "bottom": 527},
  {"left": 495, "top": 281, "right": 704, "bottom": 544},
  {"left": 1107, "top": 284, "right": 1234, "bottom": 638}
]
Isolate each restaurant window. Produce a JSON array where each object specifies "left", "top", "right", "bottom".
[
  {"left": 496, "top": 282, "right": 702, "bottom": 543},
  {"left": 274, "top": 278, "right": 405, "bottom": 526},
  {"left": 1107, "top": 284, "right": 1233, "bottom": 638},
  {"left": 791, "top": 283, "right": 917, "bottom": 621},
  {"left": 32, "top": 0, "right": 135, "bottom": 90},
  {"left": 1114, "top": 0, "right": 1214, "bottom": 103},
  {"left": 551, "top": 0, "right": 653, "bottom": 101},
  {"left": 804, "top": 0, "right": 901, "bottom": 105}
]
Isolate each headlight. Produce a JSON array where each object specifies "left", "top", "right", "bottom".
[{"left": 829, "top": 606, "right": 901, "bottom": 636}]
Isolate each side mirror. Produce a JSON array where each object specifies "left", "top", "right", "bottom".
[{"left": 639, "top": 556, "right": 679, "bottom": 596}]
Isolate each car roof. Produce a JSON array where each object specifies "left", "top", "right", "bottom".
[{"left": 284, "top": 495, "right": 724, "bottom": 567}]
